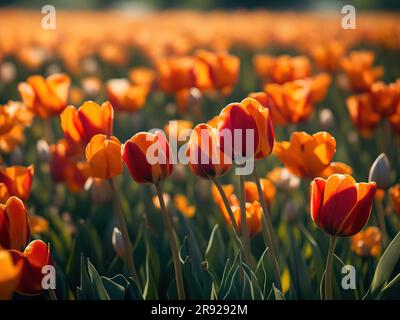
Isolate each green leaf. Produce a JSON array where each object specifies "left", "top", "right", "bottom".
[
  {"left": 87, "top": 259, "right": 110, "bottom": 300},
  {"left": 205, "top": 224, "right": 226, "bottom": 280},
  {"left": 126, "top": 277, "right": 144, "bottom": 300},
  {"left": 143, "top": 236, "right": 159, "bottom": 299},
  {"left": 367, "top": 231, "right": 400, "bottom": 298},
  {"left": 273, "top": 283, "right": 285, "bottom": 300},
  {"left": 101, "top": 276, "right": 126, "bottom": 300}
]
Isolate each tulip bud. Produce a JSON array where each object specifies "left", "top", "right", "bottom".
[
  {"left": 283, "top": 200, "right": 299, "bottom": 224},
  {"left": 112, "top": 227, "right": 126, "bottom": 260},
  {"left": 36, "top": 139, "right": 51, "bottom": 163},
  {"left": 369, "top": 153, "right": 391, "bottom": 190},
  {"left": 319, "top": 108, "right": 335, "bottom": 130}
]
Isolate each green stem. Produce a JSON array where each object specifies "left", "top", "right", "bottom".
[
  {"left": 44, "top": 118, "right": 54, "bottom": 143},
  {"left": 155, "top": 182, "right": 186, "bottom": 300},
  {"left": 376, "top": 198, "right": 389, "bottom": 248},
  {"left": 325, "top": 236, "right": 336, "bottom": 300},
  {"left": 252, "top": 166, "right": 282, "bottom": 291},
  {"left": 238, "top": 174, "right": 254, "bottom": 269},
  {"left": 110, "top": 177, "right": 141, "bottom": 292}
]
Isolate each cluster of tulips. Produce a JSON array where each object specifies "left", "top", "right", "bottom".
[{"left": 0, "top": 9, "right": 400, "bottom": 301}]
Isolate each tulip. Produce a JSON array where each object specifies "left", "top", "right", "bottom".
[
  {"left": 0, "top": 196, "right": 30, "bottom": 251},
  {"left": 60, "top": 101, "right": 113, "bottom": 145},
  {"left": 243, "top": 179, "right": 276, "bottom": 207},
  {"left": 186, "top": 123, "right": 232, "bottom": 179},
  {"left": 231, "top": 201, "right": 262, "bottom": 238},
  {"left": 340, "top": 51, "right": 383, "bottom": 92},
  {"left": 390, "top": 184, "right": 400, "bottom": 216},
  {"left": 129, "top": 67, "right": 155, "bottom": 88},
  {"left": 18, "top": 73, "right": 70, "bottom": 118},
  {"left": 320, "top": 162, "right": 353, "bottom": 179},
  {"left": 122, "top": 131, "right": 173, "bottom": 184},
  {"left": 310, "top": 174, "right": 377, "bottom": 299},
  {"left": 217, "top": 97, "right": 275, "bottom": 161},
  {"left": 274, "top": 132, "right": 336, "bottom": 178},
  {"left": 0, "top": 165, "right": 34, "bottom": 201},
  {"left": 106, "top": 79, "right": 148, "bottom": 113},
  {"left": 309, "top": 41, "right": 345, "bottom": 72},
  {"left": 351, "top": 226, "right": 381, "bottom": 257},
  {"left": 195, "top": 50, "right": 240, "bottom": 94},
  {"left": 9, "top": 240, "right": 53, "bottom": 294},
  {"left": 174, "top": 194, "right": 196, "bottom": 219},
  {"left": 370, "top": 81, "right": 399, "bottom": 117},
  {"left": 112, "top": 227, "right": 126, "bottom": 261},
  {"left": 369, "top": 153, "right": 391, "bottom": 190},
  {"left": 0, "top": 183, "right": 10, "bottom": 203},
  {"left": 346, "top": 94, "right": 381, "bottom": 138},
  {"left": 85, "top": 134, "right": 123, "bottom": 180},
  {"left": 0, "top": 250, "right": 22, "bottom": 300}
]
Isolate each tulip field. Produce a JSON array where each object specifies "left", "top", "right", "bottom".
[{"left": 1, "top": 8, "right": 400, "bottom": 302}]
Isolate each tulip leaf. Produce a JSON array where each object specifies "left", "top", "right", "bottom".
[
  {"left": 367, "top": 231, "right": 400, "bottom": 298},
  {"left": 87, "top": 259, "right": 110, "bottom": 300},
  {"left": 101, "top": 275, "right": 127, "bottom": 300},
  {"left": 143, "top": 235, "right": 159, "bottom": 299},
  {"left": 126, "top": 277, "right": 144, "bottom": 300},
  {"left": 273, "top": 283, "right": 285, "bottom": 300},
  {"left": 205, "top": 224, "right": 226, "bottom": 280}
]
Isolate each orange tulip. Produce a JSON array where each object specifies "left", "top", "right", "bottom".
[
  {"left": 0, "top": 165, "right": 34, "bottom": 201},
  {"left": 0, "top": 250, "right": 22, "bottom": 300},
  {"left": 346, "top": 94, "right": 381, "bottom": 138},
  {"left": 260, "top": 80, "right": 312, "bottom": 125},
  {"left": 351, "top": 226, "right": 381, "bottom": 257},
  {"left": 85, "top": 134, "right": 123, "bottom": 180},
  {"left": 231, "top": 201, "right": 262, "bottom": 238},
  {"left": 320, "top": 162, "right": 353, "bottom": 179},
  {"left": 390, "top": 184, "right": 400, "bottom": 216},
  {"left": 253, "top": 54, "right": 311, "bottom": 84},
  {"left": 0, "top": 183, "right": 9, "bottom": 203},
  {"left": 9, "top": 240, "right": 53, "bottom": 294},
  {"left": 174, "top": 194, "right": 196, "bottom": 218},
  {"left": 309, "top": 41, "right": 345, "bottom": 72},
  {"left": 195, "top": 49, "right": 240, "bottom": 94},
  {"left": 310, "top": 174, "right": 377, "bottom": 237},
  {"left": 122, "top": 131, "right": 173, "bottom": 184},
  {"left": 0, "top": 196, "right": 30, "bottom": 251},
  {"left": 129, "top": 67, "right": 155, "bottom": 88},
  {"left": 106, "top": 79, "right": 148, "bottom": 112},
  {"left": 309, "top": 73, "right": 331, "bottom": 104},
  {"left": 217, "top": 97, "right": 275, "bottom": 160},
  {"left": 164, "top": 120, "right": 193, "bottom": 142},
  {"left": 244, "top": 179, "right": 276, "bottom": 207},
  {"left": 18, "top": 73, "right": 70, "bottom": 118},
  {"left": 370, "top": 81, "right": 399, "bottom": 117},
  {"left": 274, "top": 132, "right": 336, "bottom": 178},
  {"left": 156, "top": 56, "right": 211, "bottom": 93},
  {"left": 61, "top": 101, "right": 113, "bottom": 145},
  {"left": 186, "top": 123, "right": 232, "bottom": 179},
  {"left": 340, "top": 51, "right": 383, "bottom": 92}
]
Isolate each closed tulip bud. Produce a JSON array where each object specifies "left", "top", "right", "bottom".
[
  {"left": 283, "top": 200, "right": 300, "bottom": 223},
  {"left": 85, "top": 134, "right": 123, "bottom": 180},
  {"left": 0, "top": 196, "right": 30, "bottom": 251},
  {"left": 369, "top": 153, "right": 391, "bottom": 190},
  {"left": 217, "top": 97, "right": 275, "bottom": 160},
  {"left": 319, "top": 108, "right": 335, "bottom": 130},
  {"left": 9, "top": 240, "right": 53, "bottom": 294},
  {"left": 310, "top": 174, "right": 377, "bottom": 237},
  {"left": 0, "top": 165, "right": 34, "bottom": 201},
  {"left": 122, "top": 131, "right": 173, "bottom": 184},
  {"left": 186, "top": 123, "right": 232, "bottom": 179},
  {"left": 112, "top": 227, "right": 126, "bottom": 260},
  {"left": 36, "top": 139, "right": 51, "bottom": 163},
  {"left": 0, "top": 250, "right": 22, "bottom": 300}
]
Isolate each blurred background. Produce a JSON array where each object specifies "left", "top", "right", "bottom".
[{"left": 0, "top": 0, "right": 399, "bottom": 10}]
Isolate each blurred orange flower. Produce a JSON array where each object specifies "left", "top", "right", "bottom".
[
  {"left": 320, "top": 162, "right": 353, "bottom": 179},
  {"left": 85, "top": 134, "right": 123, "bottom": 180},
  {"left": 351, "top": 226, "right": 382, "bottom": 257},
  {"left": 390, "top": 184, "right": 400, "bottom": 216},
  {"left": 244, "top": 179, "right": 276, "bottom": 207},
  {"left": 309, "top": 41, "right": 346, "bottom": 72},
  {"left": 129, "top": 67, "right": 156, "bottom": 88},
  {"left": 174, "top": 194, "right": 196, "bottom": 218},
  {"left": 274, "top": 132, "right": 336, "bottom": 178},
  {"left": 340, "top": 51, "right": 383, "bottom": 92},
  {"left": 370, "top": 81, "right": 400, "bottom": 117},
  {"left": 346, "top": 94, "right": 381, "bottom": 138},
  {"left": 61, "top": 101, "right": 114, "bottom": 145},
  {"left": 232, "top": 201, "right": 262, "bottom": 238},
  {"left": 18, "top": 73, "right": 71, "bottom": 118},
  {"left": 253, "top": 54, "right": 311, "bottom": 84},
  {"left": 0, "top": 196, "right": 30, "bottom": 251},
  {"left": 0, "top": 165, "right": 34, "bottom": 201},
  {"left": 106, "top": 79, "right": 148, "bottom": 113}
]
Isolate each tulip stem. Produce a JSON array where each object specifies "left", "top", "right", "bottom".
[
  {"left": 376, "top": 199, "right": 389, "bottom": 247},
  {"left": 212, "top": 178, "right": 240, "bottom": 235},
  {"left": 325, "top": 235, "right": 336, "bottom": 300},
  {"left": 155, "top": 182, "right": 186, "bottom": 300},
  {"left": 252, "top": 167, "right": 282, "bottom": 291},
  {"left": 43, "top": 118, "right": 54, "bottom": 143},
  {"left": 110, "top": 176, "right": 141, "bottom": 292},
  {"left": 238, "top": 174, "right": 255, "bottom": 269}
]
